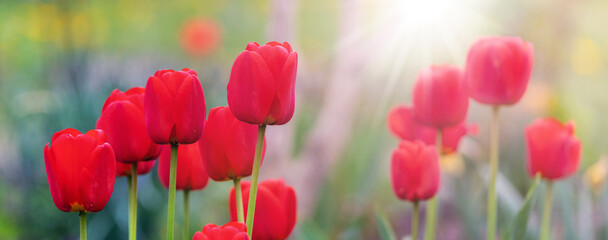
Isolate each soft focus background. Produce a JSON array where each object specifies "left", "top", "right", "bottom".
[{"left": 2, "top": 0, "right": 608, "bottom": 239}]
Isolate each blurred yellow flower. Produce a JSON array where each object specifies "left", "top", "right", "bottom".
[
  {"left": 22, "top": 3, "right": 63, "bottom": 43},
  {"left": 584, "top": 158, "right": 608, "bottom": 196},
  {"left": 439, "top": 153, "right": 464, "bottom": 176},
  {"left": 571, "top": 36, "right": 603, "bottom": 76}
]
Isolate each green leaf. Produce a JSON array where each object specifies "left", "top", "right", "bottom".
[
  {"left": 509, "top": 173, "right": 541, "bottom": 240},
  {"left": 376, "top": 207, "right": 397, "bottom": 240}
]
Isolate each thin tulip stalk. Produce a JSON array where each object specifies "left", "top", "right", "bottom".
[
  {"left": 184, "top": 190, "right": 190, "bottom": 240},
  {"left": 80, "top": 212, "right": 87, "bottom": 240},
  {"left": 128, "top": 164, "right": 138, "bottom": 240},
  {"left": 412, "top": 201, "right": 420, "bottom": 240},
  {"left": 540, "top": 181, "right": 554, "bottom": 240},
  {"left": 167, "top": 144, "right": 179, "bottom": 240},
  {"left": 245, "top": 125, "right": 267, "bottom": 236},
  {"left": 424, "top": 130, "right": 443, "bottom": 240},
  {"left": 487, "top": 106, "right": 500, "bottom": 240},
  {"left": 233, "top": 178, "right": 245, "bottom": 223}
]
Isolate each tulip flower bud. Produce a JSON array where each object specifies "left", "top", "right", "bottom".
[
  {"left": 391, "top": 141, "right": 440, "bottom": 202},
  {"left": 145, "top": 68, "right": 206, "bottom": 145},
  {"left": 387, "top": 104, "right": 475, "bottom": 154},
  {"left": 229, "top": 179, "right": 296, "bottom": 240},
  {"left": 199, "top": 106, "right": 266, "bottom": 181},
  {"left": 412, "top": 65, "right": 469, "bottom": 128},
  {"left": 227, "top": 41, "right": 298, "bottom": 125},
  {"left": 465, "top": 36, "right": 534, "bottom": 105},
  {"left": 192, "top": 222, "right": 249, "bottom": 240},
  {"left": 116, "top": 161, "right": 156, "bottom": 177},
  {"left": 525, "top": 118, "right": 581, "bottom": 180},
  {"left": 97, "top": 87, "right": 161, "bottom": 163},
  {"left": 158, "top": 142, "right": 209, "bottom": 191},
  {"left": 44, "top": 128, "right": 116, "bottom": 212}
]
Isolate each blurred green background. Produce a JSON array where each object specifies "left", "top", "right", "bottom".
[{"left": 2, "top": 0, "right": 608, "bottom": 239}]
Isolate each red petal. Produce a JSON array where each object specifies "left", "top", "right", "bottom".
[
  {"left": 145, "top": 75, "right": 175, "bottom": 144},
  {"left": 173, "top": 74, "right": 206, "bottom": 144},
  {"left": 80, "top": 143, "right": 116, "bottom": 212}
]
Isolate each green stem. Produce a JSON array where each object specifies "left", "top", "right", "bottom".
[
  {"left": 184, "top": 190, "right": 190, "bottom": 240},
  {"left": 79, "top": 211, "right": 87, "bottom": 240},
  {"left": 129, "top": 163, "right": 138, "bottom": 240},
  {"left": 487, "top": 106, "right": 500, "bottom": 240},
  {"left": 246, "top": 124, "right": 267, "bottom": 237},
  {"left": 234, "top": 178, "right": 245, "bottom": 223},
  {"left": 166, "top": 144, "right": 179, "bottom": 240},
  {"left": 423, "top": 130, "right": 442, "bottom": 240},
  {"left": 540, "top": 181, "right": 554, "bottom": 240},
  {"left": 412, "top": 201, "right": 419, "bottom": 240}
]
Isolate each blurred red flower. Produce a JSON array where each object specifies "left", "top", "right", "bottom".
[
  {"left": 465, "top": 36, "right": 534, "bottom": 105},
  {"left": 229, "top": 179, "right": 296, "bottom": 240},
  {"left": 526, "top": 118, "right": 581, "bottom": 180},
  {"left": 44, "top": 128, "right": 116, "bottom": 212},
  {"left": 387, "top": 104, "right": 476, "bottom": 154},
  {"left": 391, "top": 141, "right": 440, "bottom": 202},
  {"left": 412, "top": 64, "right": 469, "bottom": 128},
  {"left": 227, "top": 41, "right": 298, "bottom": 125},
  {"left": 180, "top": 18, "right": 222, "bottom": 57}
]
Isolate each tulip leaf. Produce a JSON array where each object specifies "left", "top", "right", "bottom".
[
  {"left": 506, "top": 173, "right": 541, "bottom": 240},
  {"left": 376, "top": 207, "right": 397, "bottom": 240}
]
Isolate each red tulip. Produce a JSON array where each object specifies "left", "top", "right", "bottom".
[
  {"left": 158, "top": 142, "right": 209, "bottom": 190},
  {"left": 391, "top": 141, "right": 440, "bottom": 202},
  {"left": 180, "top": 18, "right": 222, "bottom": 57},
  {"left": 199, "top": 106, "right": 266, "bottom": 181},
  {"left": 145, "top": 68, "right": 206, "bottom": 145},
  {"left": 411, "top": 64, "right": 469, "bottom": 128},
  {"left": 229, "top": 179, "right": 296, "bottom": 240},
  {"left": 116, "top": 160, "right": 156, "bottom": 177},
  {"left": 192, "top": 222, "right": 249, "bottom": 240},
  {"left": 465, "top": 36, "right": 534, "bottom": 105},
  {"left": 387, "top": 104, "right": 476, "bottom": 154},
  {"left": 525, "top": 118, "right": 581, "bottom": 180},
  {"left": 227, "top": 41, "right": 298, "bottom": 125},
  {"left": 44, "top": 128, "right": 116, "bottom": 212},
  {"left": 97, "top": 87, "right": 161, "bottom": 163}
]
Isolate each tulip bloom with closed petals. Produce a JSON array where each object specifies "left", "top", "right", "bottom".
[
  {"left": 44, "top": 129, "right": 116, "bottom": 239},
  {"left": 387, "top": 104, "right": 476, "bottom": 154},
  {"left": 145, "top": 68, "right": 206, "bottom": 145},
  {"left": 525, "top": 118, "right": 581, "bottom": 180},
  {"left": 465, "top": 36, "right": 534, "bottom": 105},
  {"left": 192, "top": 222, "right": 249, "bottom": 240},
  {"left": 97, "top": 87, "right": 161, "bottom": 163},
  {"left": 227, "top": 41, "right": 298, "bottom": 125},
  {"left": 391, "top": 141, "right": 440, "bottom": 202},
  {"left": 412, "top": 64, "right": 469, "bottom": 128},
  {"left": 44, "top": 128, "right": 116, "bottom": 212},
  {"left": 116, "top": 161, "right": 156, "bottom": 177},
  {"left": 199, "top": 106, "right": 266, "bottom": 181},
  {"left": 158, "top": 143, "right": 209, "bottom": 191},
  {"left": 229, "top": 179, "right": 296, "bottom": 240}
]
